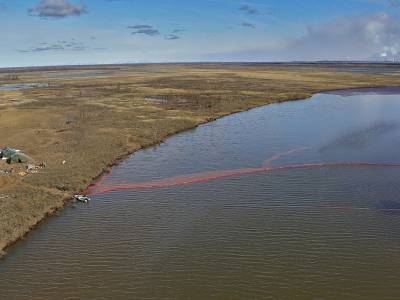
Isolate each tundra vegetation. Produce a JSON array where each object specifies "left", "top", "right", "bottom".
[{"left": 1, "top": 63, "right": 400, "bottom": 255}]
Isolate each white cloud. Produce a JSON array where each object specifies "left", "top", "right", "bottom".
[{"left": 29, "top": 0, "right": 87, "bottom": 18}]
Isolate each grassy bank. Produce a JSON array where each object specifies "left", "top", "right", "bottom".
[{"left": 1, "top": 63, "right": 400, "bottom": 255}]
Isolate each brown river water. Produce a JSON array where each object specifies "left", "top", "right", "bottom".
[{"left": 2, "top": 88, "right": 400, "bottom": 299}]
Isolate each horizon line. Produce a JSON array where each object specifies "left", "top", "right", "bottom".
[{"left": 1, "top": 60, "right": 400, "bottom": 72}]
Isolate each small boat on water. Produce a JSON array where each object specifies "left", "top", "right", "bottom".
[{"left": 74, "top": 194, "right": 91, "bottom": 203}]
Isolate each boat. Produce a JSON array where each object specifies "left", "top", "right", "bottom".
[{"left": 74, "top": 194, "right": 91, "bottom": 203}]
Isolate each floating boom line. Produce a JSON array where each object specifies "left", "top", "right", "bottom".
[{"left": 90, "top": 161, "right": 400, "bottom": 195}]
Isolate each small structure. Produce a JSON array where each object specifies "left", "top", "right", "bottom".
[
  {"left": 0, "top": 147, "right": 33, "bottom": 165},
  {"left": 26, "top": 163, "right": 46, "bottom": 173},
  {"left": 7, "top": 153, "right": 32, "bottom": 164},
  {"left": 0, "top": 147, "right": 19, "bottom": 160},
  {"left": 26, "top": 164, "right": 37, "bottom": 173}
]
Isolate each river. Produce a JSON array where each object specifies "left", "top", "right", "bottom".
[{"left": 1, "top": 88, "right": 400, "bottom": 299}]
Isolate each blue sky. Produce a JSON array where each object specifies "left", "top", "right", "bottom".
[{"left": 0, "top": 0, "right": 399, "bottom": 67}]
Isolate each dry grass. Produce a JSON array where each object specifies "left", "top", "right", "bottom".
[{"left": 1, "top": 63, "right": 400, "bottom": 253}]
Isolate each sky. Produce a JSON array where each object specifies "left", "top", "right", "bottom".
[{"left": 1, "top": 0, "right": 400, "bottom": 67}]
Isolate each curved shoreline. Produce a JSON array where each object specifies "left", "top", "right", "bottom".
[
  {"left": 1, "top": 97, "right": 299, "bottom": 257},
  {"left": 1, "top": 84, "right": 399, "bottom": 257}
]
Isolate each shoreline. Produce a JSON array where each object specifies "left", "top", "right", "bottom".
[
  {"left": 1, "top": 84, "right": 397, "bottom": 257},
  {"left": 3, "top": 62, "right": 400, "bottom": 257},
  {"left": 1, "top": 93, "right": 314, "bottom": 257}
]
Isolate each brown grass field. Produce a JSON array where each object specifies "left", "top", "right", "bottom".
[{"left": 1, "top": 63, "right": 400, "bottom": 255}]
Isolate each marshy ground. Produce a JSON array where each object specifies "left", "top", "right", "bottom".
[{"left": 1, "top": 63, "right": 400, "bottom": 254}]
